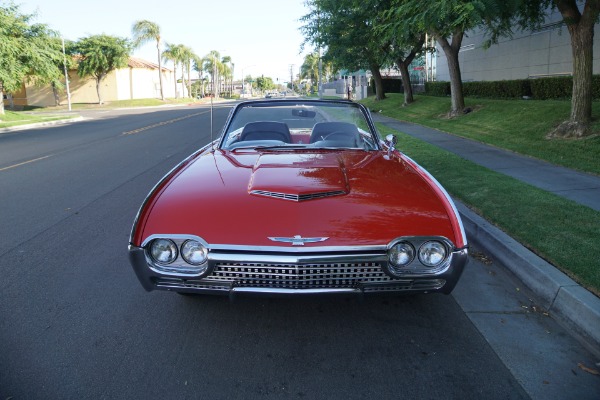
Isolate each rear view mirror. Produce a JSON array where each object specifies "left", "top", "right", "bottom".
[{"left": 292, "top": 109, "right": 316, "bottom": 118}]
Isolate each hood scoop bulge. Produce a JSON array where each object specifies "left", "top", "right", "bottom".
[
  {"left": 248, "top": 153, "right": 349, "bottom": 202},
  {"left": 250, "top": 189, "right": 347, "bottom": 202}
]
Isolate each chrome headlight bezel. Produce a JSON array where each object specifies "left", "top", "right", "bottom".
[
  {"left": 385, "top": 237, "right": 453, "bottom": 277},
  {"left": 143, "top": 235, "right": 211, "bottom": 277}
]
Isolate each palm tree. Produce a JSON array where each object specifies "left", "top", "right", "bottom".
[
  {"left": 162, "top": 43, "right": 185, "bottom": 98},
  {"left": 132, "top": 20, "right": 165, "bottom": 100},
  {"left": 221, "top": 56, "right": 233, "bottom": 97},
  {"left": 301, "top": 52, "right": 320, "bottom": 93},
  {"left": 180, "top": 46, "right": 197, "bottom": 98},
  {"left": 193, "top": 60, "right": 208, "bottom": 96},
  {"left": 202, "top": 50, "right": 222, "bottom": 97}
]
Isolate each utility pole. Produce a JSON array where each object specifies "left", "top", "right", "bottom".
[{"left": 289, "top": 64, "right": 294, "bottom": 92}]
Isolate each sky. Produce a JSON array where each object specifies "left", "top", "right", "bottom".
[{"left": 19, "top": 0, "right": 314, "bottom": 83}]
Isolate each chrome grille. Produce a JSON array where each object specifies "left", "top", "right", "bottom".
[
  {"left": 206, "top": 262, "right": 389, "bottom": 289},
  {"left": 250, "top": 190, "right": 346, "bottom": 202}
]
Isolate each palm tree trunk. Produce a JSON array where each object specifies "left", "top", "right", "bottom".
[
  {"left": 156, "top": 44, "right": 165, "bottom": 100},
  {"left": 187, "top": 61, "right": 192, "bottom": 98},
  {"left": 180, "top": 63, "right": 185, "bottom": 97},
  {"left": 173, "top": 64, "right": 178, "bottom": 98}
]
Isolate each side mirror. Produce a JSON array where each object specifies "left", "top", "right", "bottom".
[
  {"left": 385, "top": 134, "right": 397, "bottom": 148},
  {"left": 384, "top": 134, "right": 397, "bottom": 158}
]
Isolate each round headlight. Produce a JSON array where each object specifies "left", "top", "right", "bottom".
[
  {"left": 149, "top": 239, "right": 178, "bottom": 264},
  {"left": 418, "top": 241, "right": 447, "bottom": 267},
  {"left": 388, "top": 241, "right": 415, "bottom": 267},
  {"left": 181, "top": 240, "right": 208, "bottom": 265}
]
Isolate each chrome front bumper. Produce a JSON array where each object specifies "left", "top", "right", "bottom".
[{"left": 128, "top": 246, "right": 468, "bottom": 296}]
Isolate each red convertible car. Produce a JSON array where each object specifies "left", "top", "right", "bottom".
[{"left": 128, "top": 99, "right": 468, "bottom": 297}]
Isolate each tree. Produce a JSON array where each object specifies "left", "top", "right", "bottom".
[
  {"left": 389, "top": 33, "right": 425, "bottom": 105},
  {"left": 182, "top": 47, "right": 199, "bottom": 98},
  {"left": 0, "top": 3, "right": 64, "bottom": 114},
  {"left": 515, "top": 0, "right": 600, "bottom": 138},
  {"left": 302, "top": 0, "right": 390, "bottom": 100},
  {"left": 255, "top": 76, "right": 275, "bottom": 92},
  {"left": 73, "top": 34, "right": 130, "bottom": 104},
  {"left": 300, "top": 52, "right": 321, "bottom": 93},
  {"left": 556, "top": 0, "right": 600, "bottom": 137},
  {"left": 201, "top": 51, "right": 228, "bottom": 97},
  {"left": 221, "top": 56, "right": 233, "bottom": 97},
  {"left": 132, "top": 20, "right": 165, "bottom": 100},
  {"left": 374, "top": 0, "right": 427, "bottom": 105},
  {"left": 387, "top": 0, "right": 517, "bottom": 116},
  {"left": 163, "top": 43, "right": 185, "bottom": 98}
]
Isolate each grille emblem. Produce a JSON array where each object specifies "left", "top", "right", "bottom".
[{"left": 268, "top": 235, "right": 329, "bottom": 246}]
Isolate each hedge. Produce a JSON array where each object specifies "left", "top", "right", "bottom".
[{"left": 425, "top": 75, "right": 600, "bottom": 100}]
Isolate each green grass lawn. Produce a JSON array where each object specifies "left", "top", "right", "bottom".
[
  {"left": 0, "top": 110, "right": 77, "bottom": 129},
  {"left": 361, "top": 94, "right": 600, "bottom": 295},
  {"left": 24, "top": 97, "right": 208, "bottom": 112},
  {"left": 361, "top": 94, "right": 600, "bottom": 175}
]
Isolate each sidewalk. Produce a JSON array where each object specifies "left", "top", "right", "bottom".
[{"left": 373, "top": 113, "right": 600, "bottom": 356}]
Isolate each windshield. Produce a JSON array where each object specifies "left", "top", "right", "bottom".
[{"left": 220, "top": 100, "right": 380, "bottom": 151}]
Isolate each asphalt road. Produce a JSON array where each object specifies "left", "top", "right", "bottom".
[{"left": 0, "top": 104, "right": 598, "bottom": 399}]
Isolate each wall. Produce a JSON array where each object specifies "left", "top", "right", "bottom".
[
  {"left": 16, "top": 62, "right": 177, "bottom": 107},
  {"left": 435, "top": 9, "right": 600, "bottom": 82}
]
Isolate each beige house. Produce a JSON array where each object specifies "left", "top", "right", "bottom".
[{"left": 3, "top": 57, "right": 180, "bottom": 108}]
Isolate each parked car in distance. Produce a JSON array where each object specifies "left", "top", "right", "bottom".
[{"left": 128, "top": 99, "right": 468, "bottom": 297}]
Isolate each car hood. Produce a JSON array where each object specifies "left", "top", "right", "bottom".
[{"left": 135, "top": 150, "right": 460, "bottom": 248}]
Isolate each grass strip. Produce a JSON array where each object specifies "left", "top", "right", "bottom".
[
  {"left": 361, "top": 94, "right": 600, "bottom": 175},
  {"left": 379, "top": 124, "right": 600, "bottom": 296},
  {"left": 24, "top": 97, "right": 210, "bottom": 112},
  {"left": 0, "top": 111, "right": 76, "bottom": 129},
  {"left": 1, "top": 97, "right": 208, "bottom": 128}
]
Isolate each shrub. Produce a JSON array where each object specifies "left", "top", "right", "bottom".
[
  {"left": 529, "top": 76, "right": 572, "bottom": 99},
  {"left": 463, "top": 80, "right": 531, "bottom": 99},
  {"left": 425, "top": 75, "right": 600, "bottom": 100},
  {"left": 425, "top": 81, "right": 451, "bottom": 96}
]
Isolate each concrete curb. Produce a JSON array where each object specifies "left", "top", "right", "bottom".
[
  {"left": 456, "top": 200, "right": 600, "bottom": 356},
  {"left": 0, "top": 116, "right": 84, "bottom": 134}
]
